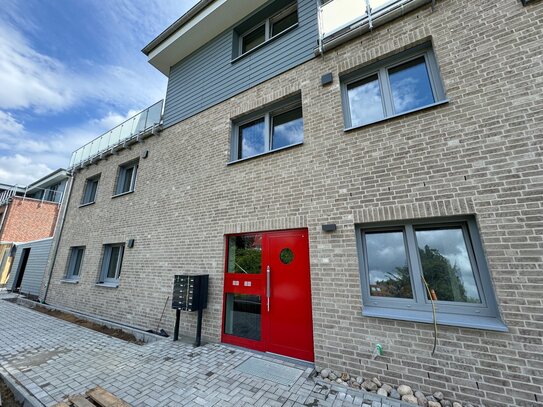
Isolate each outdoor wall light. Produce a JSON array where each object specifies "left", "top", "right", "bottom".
[
  {"left": 141, "top": 149, "right": 149, "bottom": 159},
  {"left": 127, "top": 239, "right": 135, "bottom": 248},
  {"left": 322, "top": 224, "right": 337, "bottom": 232},
  {"left": 321, "top": 72, "right": 333, "bottom": 86}
]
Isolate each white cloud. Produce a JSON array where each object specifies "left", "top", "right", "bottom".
[
  {"left": 0, "top": 0, "right": 196, "bottom": 185},
  {"left": 0, "top": 109, "right": 143, "bottom": 185},
  {"left": 0, "top": 111, "right": 24, "bottom": 135},
  {"left": 0, "top": 154, "right": 52, "bottom": 186},
  {"left": 0, "top": 24, "right": 73, "bottom": 112}
]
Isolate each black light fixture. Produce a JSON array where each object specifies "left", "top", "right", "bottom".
[
  {"left": 127, "top": 239, "right": 135, "bottom": 248},
  {"left": 321, "top": 72, "right": 333, "bottom": 86},
  {"left": 322, "top": 224, "right": 337, "bottom": 232},
  {"left": 141, "top": 149, "right": 149, "bottom": 159}
]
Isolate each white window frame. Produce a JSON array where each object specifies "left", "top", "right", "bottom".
[
  {"left": 238, "top": 2, "right": 298, "bottom": 57},
  {"left": 341, "top": 43, "right": 448, "bottom": 130},
  {"left": 230, "top": 97, "right": 303, "bottom": 162},
  {"left": 99, "top": 244, "right": 125, "bottom": 285},
  {"left": 355, "top": 216, "right": 507, "bottom": 332},
  {"left": 65, "top": 246, "right": 85, "bottom": 280}
]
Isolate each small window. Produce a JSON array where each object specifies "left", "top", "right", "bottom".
[
  {"left": 238, "top": 2, "right": 298, "bottom": 57},
  {"left": 99, "top": 244, "right": 125, "bottom": 284},
  {"left": 231, "top": 98, "right": 303, "bottom": 162},
  {"left": 270, "top": 4, "right": 298, "bottom": 37},
  {"left": 356, "top": 217, "right": 506, "bottom": 331},
  {"left": 66, "top": 247, "right": 85, "bottom": 280},
  {"left": 81, "top": 175, "right": 99, "bottom": 205},
  {"left": 115, "top": 161, "right": 138, "bottom": 195},
  {"left": 241, "top": 24, "right": 266, "bottom": 54},
  {"left": 342, "top": 44, "right": 446, "bottom": 129}
]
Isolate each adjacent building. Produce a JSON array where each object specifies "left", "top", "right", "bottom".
[
  {"left": 0, "top": 169, "right": 69, "bottom": 292},
  {"left": 43, "top": 1, "right": 542, "bottom": 406}
]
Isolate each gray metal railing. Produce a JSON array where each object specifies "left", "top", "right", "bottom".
[
  {"left": 69, "top": 100, "right": 163, "bottom": 169},
  {"left": 0, "top": 186, "right": 17, "bottom": 206}
]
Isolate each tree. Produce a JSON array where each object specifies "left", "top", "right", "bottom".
[{"left": 371, "top": 245, "right": 470, "bottom": 302}]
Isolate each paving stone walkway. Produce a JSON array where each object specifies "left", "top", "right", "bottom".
[{"left": 0, "top": 296, "right": 407, "bottom": 407}]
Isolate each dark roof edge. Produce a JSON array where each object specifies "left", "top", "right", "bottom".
[{"left": 142, "top": 0, "right": 215, "bottom": 56}]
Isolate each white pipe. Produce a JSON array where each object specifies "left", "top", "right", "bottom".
[{"left": 40, "top": 174, "right": 74, "bottom": 303}]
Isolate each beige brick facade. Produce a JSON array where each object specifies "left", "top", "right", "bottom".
[{"left": 45, "top": 1, "right": 542, "bottom": 405}]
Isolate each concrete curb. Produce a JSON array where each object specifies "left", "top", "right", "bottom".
[
  {"left": 0, "top": 366, "right": 45, "bottom": 407},
  {"left": 14, "top": 297, "right": 167, "bottom": 344}
]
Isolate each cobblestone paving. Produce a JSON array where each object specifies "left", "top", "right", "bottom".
[{"left": 0, "top": 297, "right": 406, "bottom": 407}]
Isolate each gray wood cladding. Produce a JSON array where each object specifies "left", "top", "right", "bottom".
[
  {"left": 162, "top": 0, "right": 318, "bottom": 128},
  {"left": 8, "top": 238, "right": 53, "bottom": 296}
]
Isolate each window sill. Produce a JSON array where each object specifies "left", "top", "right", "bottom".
[
  {"left": 95, "top": 282, "right": 119, "bottom": 289},
  {"left": 231, "top": 24, "right": 298, "bottom": 64},
  {"left": 362, "top": 306, "right": 508, "bottom": 332},
  {"left": 344, "top": 100, "right": 450, "bottom": 132},
  {"left": 60, "top": 279, "right": 79, "bottom": 284},
  {"left": 227, "top": 142, "right": 303, "bottom": 165},
  {"left": 111, "top": 190, "right": 134, "bottom": 199},
  {"left": 79, "top": 201, "right": 95, "bottom": 208}
]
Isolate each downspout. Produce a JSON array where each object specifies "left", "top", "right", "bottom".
[
  {"left": 41, "top": 173, "right": 74, "bottom": 303},
  {"left": 0, "top": 201, "right": 9, "bottom": 238}
]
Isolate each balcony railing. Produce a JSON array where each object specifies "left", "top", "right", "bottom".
[
  {"left": 318, "top": 0, "right": 430, "bottom": 47},
  {"left": 69, "top": 100, "right": 163, "bottom": 169},
  {"left": 0, "top": 186, "right": 17, "bottom": 206}
]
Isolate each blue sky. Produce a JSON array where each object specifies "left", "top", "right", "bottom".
[{"left": 0, "top": 0, "right": 197, "bottom": 185}]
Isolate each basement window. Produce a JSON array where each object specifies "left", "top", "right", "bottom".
[
  {"left": 230, "top": 95, "right": 303, "bottom": 162},
  {"left": 355, "top": 216, "right": 507, "bottom": 331},
  {"left": 341, "top": 43, "right": 447, "bottom": 130}
]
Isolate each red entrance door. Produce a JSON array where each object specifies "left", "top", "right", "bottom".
[{"left": 222, "top": 229, "right": 314, "bottom": 362}]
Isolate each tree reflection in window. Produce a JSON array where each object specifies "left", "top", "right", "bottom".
[
  {"left": 366, "top": 231, "right": 413, "bottom": 298},
  {"left": 416, "top": 227, "right": 481, "bottom": 303},
  {"left": 228, "top": 235, "right": 262, "bottom": 274}
]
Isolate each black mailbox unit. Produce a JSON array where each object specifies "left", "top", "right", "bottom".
[
  {"left": 172, "top": 274, "right": 209, "bottom": 311},
  {"left": 172, "top": 274, "right": 209, "bottom": 346}
]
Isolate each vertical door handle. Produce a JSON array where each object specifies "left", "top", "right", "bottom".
[{"left": 266, "top": 265, "right": 271, "bottom": 312}]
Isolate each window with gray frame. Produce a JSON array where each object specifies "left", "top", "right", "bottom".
[
  {"left": 231, "top": 96, "right": 303, "bottom": 161},
  {"left": 356, "top": 217, "right": 506, "bottom": 331},
  {"left": 341, "top": 43, "right": 447, "bottom": 129},
  {"left": 115, "top": 161, "right": 138, "bottom": 195},
  {"left": 98, "top": 244, "right": 124, "bottom": 285},
  {"left": 238, "top": 2, "right": 298, "bottom": 56},
  {"left": 66, "top": 247, "right": 85, "bottom": 280},
  {"left": 81, "top": 175, "right": 100, "bottom": 205}
]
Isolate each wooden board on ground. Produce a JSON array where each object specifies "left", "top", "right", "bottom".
[
  {"left": 86, "top": 386, "right": 131, "bottom": 407},
  {"left": 69, "top": 395, "right": 97, "bottom": 407},
  {"left": 52, "top": 386, "right": 131, "bottom": 407}
]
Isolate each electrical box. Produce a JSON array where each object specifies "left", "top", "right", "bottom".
[{"left": 172, "top": 275, "right": 209, "bottom": 312}]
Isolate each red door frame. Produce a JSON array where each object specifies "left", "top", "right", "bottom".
[{"left": 221, "top": 229, "right": 314, "bottom": 361}]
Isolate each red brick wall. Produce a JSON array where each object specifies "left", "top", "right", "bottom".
[{"left": 0, "top": 197, "right": 59, "bottom": 243}]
